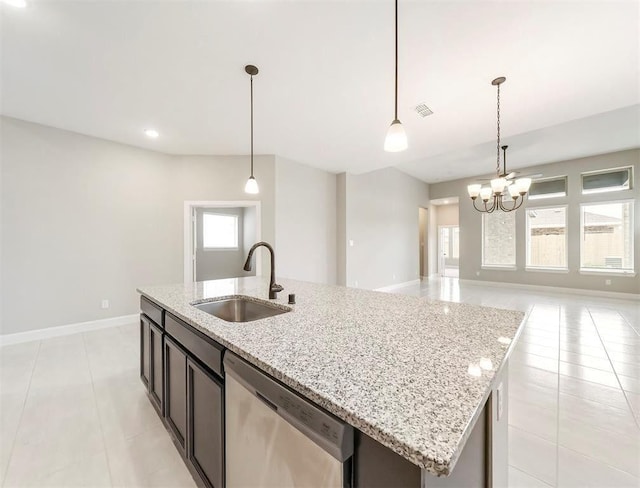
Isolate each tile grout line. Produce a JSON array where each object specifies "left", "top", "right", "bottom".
[
  {"left": 587, "top": 308, "right": 640, "bottom": 429},
  {"left": 1, "top": 340, "right": 41, "bottom": 487},
  {"left": 81, "top": 332, "right": 115, "bottom": 488},
  {"left": 508, "top": 463, "right": 554, "bottom": 487}
]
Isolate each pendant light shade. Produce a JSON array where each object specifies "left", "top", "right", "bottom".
[
  {"left": 245, "top": 64, "right": 259, "bottom": 194},
  {"left": 384, "top": 0, "right": 407, "bottom": 152},
  {"left": 384, "top": 120, "right": 408, "bottom": 152},
  {"left": 244, "top": 176, "right": 259, "bottom": 194}
]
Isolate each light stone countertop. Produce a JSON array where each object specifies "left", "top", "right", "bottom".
[{"left": 137, "top": 277, "right": 524, "bottom": 476}]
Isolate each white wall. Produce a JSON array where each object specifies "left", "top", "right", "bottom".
[
  {"left": 339, "top": 167, "right": 430, "bottom": 290},
  {"left": 275, "top": 156, "right": 337, "bottom": 284},
  {"left": 429, "top": 149, "right": 640, "bottom": 294},
  {"left": 0, "top": 117, "right": 276, "bottom": 334}
]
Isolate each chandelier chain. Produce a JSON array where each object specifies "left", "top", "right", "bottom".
[{"left": 496, "top": 83, "right": 501, "bottom": 177}]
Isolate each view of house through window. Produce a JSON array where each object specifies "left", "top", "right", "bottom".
[
  {"left": 581, "top": 201, "right": 634, "bottom": 271},
  {"left": 203, "top": 213, "right": 239, "bottom": 248},
  {"left": 526, "top": 207, "right": 567, "bottom": 269},
  {"left": 482, "top": 211, "right": 516, "bottom": 267}
]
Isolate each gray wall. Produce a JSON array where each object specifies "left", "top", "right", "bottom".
[
  {"left": 195, "top": 207, "right": 256, "bottom": 281},
  {"left": 275, "top": 156, "right": 337, "bottom": 284},
  {"left": 339, "top": 167, "right": 430, "bottom": 290},
  {"left": 336, "top": 173, "right": 347, "bottom": 286},
  {"left": 429, "top": 149, "right": 640, "bottom": 294},
  {"left": 0, "top": 116, "right": 277, "bottom": 334}
]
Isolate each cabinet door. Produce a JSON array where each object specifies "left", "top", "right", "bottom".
[
  {"left": 187, "top": 359, "right": 224, "bottom": 488},
  {"left": 164, "top": 336, "right": 187, "bottom": 452},
  {"left": 149, "top": 322, "right": 164, "bottom": 415},
  {"left": 140, "top": 315, "right": 150, "bottom": 388}
]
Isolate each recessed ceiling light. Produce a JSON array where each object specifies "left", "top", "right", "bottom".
[
  {"left": 3, "top": 0, "right": 27, "bottom": 8},
  {"left": 144, "top": 129, "right": 159, "bottom": 139}
]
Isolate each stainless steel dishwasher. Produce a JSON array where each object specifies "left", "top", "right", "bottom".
[{"left": 224, "top": 351, "right": 354, "bottom": 487}]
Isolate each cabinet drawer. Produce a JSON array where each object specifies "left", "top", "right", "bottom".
[
  {"left": 141, "top": 296, "right": 164, "bottom": 327},
  {"left": 165, "top": 313, "right": 224, "bottom": 378}
]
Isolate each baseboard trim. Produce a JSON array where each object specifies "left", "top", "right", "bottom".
[
  {"left": 375, "top": 279, "right": 421, "bottom": 293},
  {"left": 458, "top": 279, "right": 640, "bottom": 301},
  {"left": 0, "top": 313, "right": 139, "bottom": 347}
]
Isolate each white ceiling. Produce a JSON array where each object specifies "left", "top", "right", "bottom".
[{"left": 1, "top": 0, "right": 639, "bottom": 182}]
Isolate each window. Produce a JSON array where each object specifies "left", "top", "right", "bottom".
[
  {"left": 580, "top": 201, "right": 634, "bottom": 273},
  {"left": 203, "top": 213, "right": 238, "bottom": 249},
  {"left": 526, "top": 207, "right": 567, "bottom": 269},
  {"left": 582, "top": 167, "right": 632, "bottom": 194},
  {"left": 528, "top": 176, "right": 567, "bottom": 200},
  {"left": 482, "top": 212, "right": 516, "bottom": 267}
]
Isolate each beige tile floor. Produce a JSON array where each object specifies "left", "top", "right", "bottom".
[
  {"left": 400, "top": 278, "right": 640, "bottom": 488},
  {"left": 0, "top": 278, "right": 638, "bottom": 487}
]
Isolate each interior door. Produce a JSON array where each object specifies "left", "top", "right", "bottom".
[{"left": 438, "top": 226, "right": 460, "bottom": 277}]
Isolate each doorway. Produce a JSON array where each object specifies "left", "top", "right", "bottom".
[
  {"left": 418, "top": 207, "right": 429, "bottom": 278},
  {"left": 183, "top": 201, "right": 261, "bottom": 283},
  {"left": 438, "top": 225, "right": 460, "bottom": 278}
]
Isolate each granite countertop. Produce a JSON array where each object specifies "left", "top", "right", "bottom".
[{"left": 137, "top": 277, "right": 524, "bottom": 476}]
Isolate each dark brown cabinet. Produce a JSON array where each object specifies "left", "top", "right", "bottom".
[
  {"left": 149, "top": 321, "right": 164, "bottom": 415},
  {"left": 187, "top": 358, "right": 224, "bottom": 488},
  {"left": 165, "top": 335, "right": 188, "bottom": 453},
  {"left": 140, "top": 315, "right": 150, "bottom": 388},
  {"left": 141, "top": 301, "right": 225, "bottom": 488}
]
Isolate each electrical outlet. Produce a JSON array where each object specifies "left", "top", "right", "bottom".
[
  {"left": 605, "top": 279, "right": 612, "bottom": 286},
  {"left": 101, "top": 299, "right": 109, "bottom": 309},
  {"left": 476, "top": 271, "right": 480, "bottom": 277},
  {"left": 349, "top": 240, "right": 354, "bottom": 247},
  {"left": 354, "top": 280, "right": 358, "bottom": 288},
  {"left": 496, "top": 382, "right": 504, "bottom": 421},
  {"left": 392, "top": 273, "right": 396, "bottom": 280}
]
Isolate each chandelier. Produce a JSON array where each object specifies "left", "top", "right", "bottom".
[{"left": 467, "top": 77, "right": 532, "bottom": 213}]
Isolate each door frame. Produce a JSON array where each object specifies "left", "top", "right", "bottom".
[{"left": 183, "top": 200, "right": 262, "bottom": 283}]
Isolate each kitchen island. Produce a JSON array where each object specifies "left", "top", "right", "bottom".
[{"left": 137, "top": 277, "right": 524, "bottom": 487}]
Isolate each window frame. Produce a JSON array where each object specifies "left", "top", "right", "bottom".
[
  {"left": 578, "top": 199, "right": 635, "bottom": 276},
  {"left": 581, "top": 166, "right": 633, "bottom": 195},
  {"left": 527, "top": 175, "right": 568, "bottom": 201},
  {"left": 202, "top": 212, "right": 240, "bottom": 250},
  {"left": 525, "top": 204, "right": 569, "bottom": 272},
  {"left": 481, "top": 211, "right": 517, "bottom": 270}
]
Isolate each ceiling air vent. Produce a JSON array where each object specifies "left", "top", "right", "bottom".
[{"left": 414, "top": 103, "right": 433, "bottom": 118}]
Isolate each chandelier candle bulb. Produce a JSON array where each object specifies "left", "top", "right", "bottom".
[
  {"left": 490, "top": 177, "right": 507, "bottom": 194},
  {"left": 516, "top": 178, "right": 532, "bottom": 194},
  {"left": 467, "top": 184, "right": 482, "bottom": 199},
  {"left": 508, "top": 184, "right": 521, "bottom": 199}
]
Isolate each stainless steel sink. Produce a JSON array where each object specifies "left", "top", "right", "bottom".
[{"left": 193, "top": 297, "right": 290, "bottom": 323}]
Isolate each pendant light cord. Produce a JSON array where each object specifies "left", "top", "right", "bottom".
[
  {"left": 394, "top": 0, "right": 398, "bottom": 121},
  {"left": 496, "top": 82, "right": 501, "bottom": 177},
  {"left": 250, "top": 74, "right": 254, "bottom": 178}
]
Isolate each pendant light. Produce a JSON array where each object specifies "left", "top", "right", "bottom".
[
  {"left": 384, "top": 0, "right": 408, "bottom": 152},
  {"left": 244, "top": 64, "right": 259, "bottom": 194},
  {"left": 466, "top": 77, "right": 532, "bottom": 213}
]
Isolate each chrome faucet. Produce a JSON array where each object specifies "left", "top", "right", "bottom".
[{"left": 243, "top": 241, "right": 284, "bottom": 299}]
